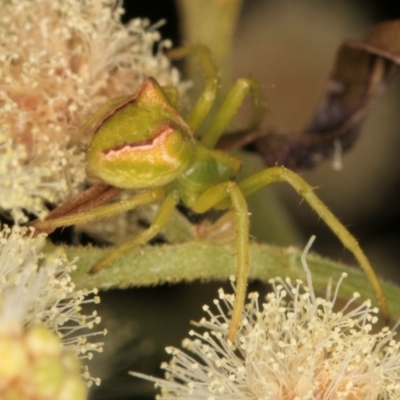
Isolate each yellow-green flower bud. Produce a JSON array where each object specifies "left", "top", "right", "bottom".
[
  {"left": 0, "top": 326, "right": 87, "bottom": 400},
  {"left": 0, "top": 335, "right": 29, "bottom": 380}
]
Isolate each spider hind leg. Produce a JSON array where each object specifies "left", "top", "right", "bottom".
[
  {"left": 236, "top": 166, "right": 389, "bottom": 322},
  {"left": 191, "top": 165, "right": 388, "bottom": 340}
]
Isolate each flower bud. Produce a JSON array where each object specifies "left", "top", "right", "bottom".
[{"left": 0, "top": 326, "right": 87, "bottom": 400}]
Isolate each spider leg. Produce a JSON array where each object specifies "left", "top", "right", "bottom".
[
  {"left": 161, "top": 85, "right": 180, "bottom": 108},
  {"left": 29, "top": 188, "right": 165, "bottom": 235},
  {"left": 42, "top": 184, "right": 122, "bottom": 223},
  {"left": 201, "top": 77, "right": 265, "bottom": 148},
  {"left": 89, "top": 194, "right": 178, "bottom": 274},
  {"left": 229, "top": 166, "right": 388, "bottom": 321},
  {"left": 167, "top": 45, "right": 218, "bottom": 132},
  {"left": 192, "top": 166, "right": 389, "bottom": 338},
  {"left": 167, "top": 45, "right": 265, "bottom": 143},
  {"left": 192, "top": 182, "right": 250, "bottom": 341}
]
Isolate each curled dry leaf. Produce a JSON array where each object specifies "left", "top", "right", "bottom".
[{"left": 217, "top": 20, "right": 400, "bottom": 170}]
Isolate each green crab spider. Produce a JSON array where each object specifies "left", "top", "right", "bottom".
[{"left": 30, "top": 45, "right": 388, "bottom": 340}]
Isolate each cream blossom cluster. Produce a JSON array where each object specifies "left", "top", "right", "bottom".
[
  {"left": 0, "top": 225, "right": 105, "bottom": 392},
  {"left": 0, "top": 0, "right": 182, "bottom": 222},
  {"left": 0, "top": 130, "right": 68, "bottom": 222},
  {"left": 133, "top": 275, "right": 400, "bottom": 399}
]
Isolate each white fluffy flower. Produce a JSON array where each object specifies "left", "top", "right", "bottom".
[
  {"left": 0, "top": 225, "right": 105, "bottom": 386},
  {"left": 133, "top": 272, "right": 400, "bottom": 399},
  {"left": 0, "top": 0, "right": 182, "bottom": 222}
]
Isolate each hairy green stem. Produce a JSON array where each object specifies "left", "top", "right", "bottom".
[{"left": 55, "top": 242, "right": 400, "bottom": 322}]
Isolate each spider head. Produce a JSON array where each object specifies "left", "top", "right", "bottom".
[{"left": 86, "top": 77, "right": 194, "bottom": 189}]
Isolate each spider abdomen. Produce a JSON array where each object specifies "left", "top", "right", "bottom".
[{"left": 86, "top": 77, "right": 194, "bottom": 189}]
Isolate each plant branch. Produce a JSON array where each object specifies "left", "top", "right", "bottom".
[{"left": 52, "top": 241, "right": 400, "bottom": 322}]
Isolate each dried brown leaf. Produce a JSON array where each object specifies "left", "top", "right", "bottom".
[{"left": 218, "top": 20, "right": 400, "bottom": 170}]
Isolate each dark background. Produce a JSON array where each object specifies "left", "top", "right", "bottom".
[{"left": 124, "top": 0, "right": 400, "bottom": 40}]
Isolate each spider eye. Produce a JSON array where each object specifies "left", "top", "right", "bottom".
[{"left": 86, "top": 78, "right": 194, "bottom": 189}]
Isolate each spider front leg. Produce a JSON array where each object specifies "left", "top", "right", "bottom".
[
  {"left": 30, "top": 188, "right": 165, "bottom": 235},
  {"left": 30, "top": 187, "right": 175, "bottom": 276},
  {"left": 37, "top": 183, "right": 122, "bottom": 231},
  {"left": 89, "top": 194, "right": 178, "bottom": 274},
  {"left": 191, "top": 182, "right": 250, "bottom": 341}
]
